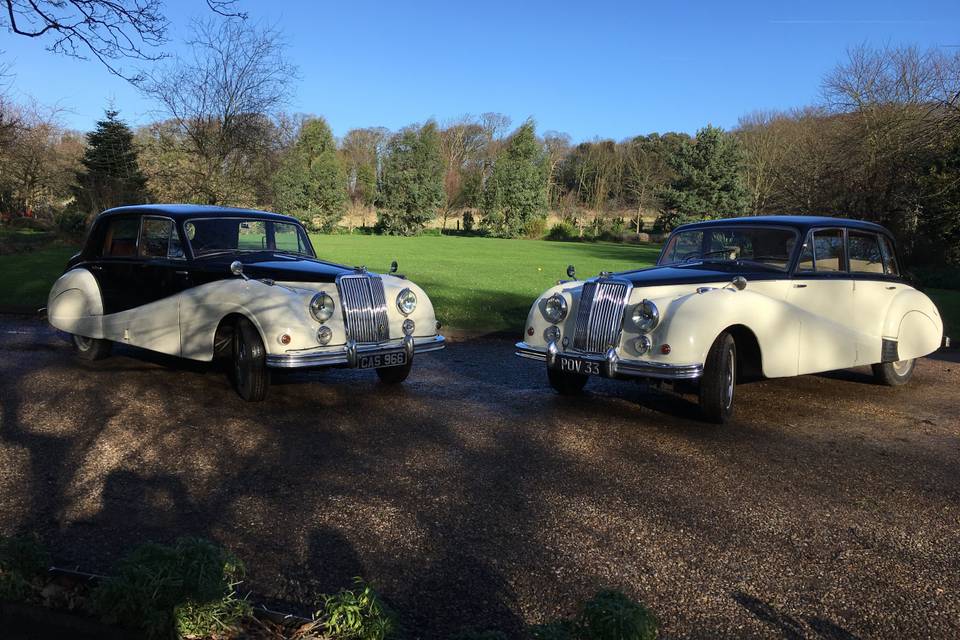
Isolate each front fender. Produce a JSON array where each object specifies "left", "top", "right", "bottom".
[{"left": 652, "top": 288, "right": 800, "bottom": 378}]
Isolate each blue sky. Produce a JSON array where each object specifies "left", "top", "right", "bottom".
[{"left": 2, "top": 0, "right": 958, "bottom": 141}]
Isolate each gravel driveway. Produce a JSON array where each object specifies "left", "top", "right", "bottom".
[{"left": 0, "top": 316, "right": 958, "bottom": 638}]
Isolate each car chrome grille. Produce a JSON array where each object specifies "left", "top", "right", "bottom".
[
  {"left": 572, "top": 279, "right": 630, "bottom": 354},
  {"left": 337, "top": 274, "right": 390, "bottom": 343}
]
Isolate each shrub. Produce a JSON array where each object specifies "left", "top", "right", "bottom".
[
  {"left": 546, "top": 221, "right": 578, "bottom": 242},
  {"left": 451, "top": 630, "right": 510, "bottom": 640},
  {"left": 54, "top": 209, "right": 89, "bottom": 235},
  {"left": 576, "top": 590, "right": 657, "bottom": 640},
  {"left": 318, "top": 577, "right": 396, "bottom": 640},
  {"left": 528, "top": 620, "right": 576, "bottom": 639},
  {"left": 92, "top": 537, "right": 250, "bottom": 639},
  {"left": 462, "top": 210, "right": 476, "bottom": 233},
  {"left": 0, "top": 535, "right": 50, "bottom": 601},
  {"left": 523, "top": 216, "right": 548, "bottom": 239}
]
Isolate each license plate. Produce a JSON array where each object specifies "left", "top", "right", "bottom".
[
  {"left": 358, "top": 351, "right": 407, "bottom": 369},
  {"left": 557, "top": 356, "right": 601, "bottom": 376}
]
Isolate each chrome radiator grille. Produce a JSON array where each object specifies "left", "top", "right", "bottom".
[
  {"left": 337, "top": 274, "right": 390, "bottom": 343},
  {"left": 572, "top": 280, "right": 630, "bottom": 353}
]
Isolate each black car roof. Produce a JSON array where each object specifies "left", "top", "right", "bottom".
[
  {"left": 673, "top": 215, "right": 893, "bottom": 237},
  {"left": 97, "top": 204, "right": 300, "bottom": 224}
]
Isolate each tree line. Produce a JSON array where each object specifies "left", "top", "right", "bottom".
[{"left": 1, "top": 28, "right": 958, "bottom": 267}]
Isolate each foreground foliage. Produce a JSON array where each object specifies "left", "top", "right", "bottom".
[{"left": 0, "top": 535, "right": 50, "bottom": 601}]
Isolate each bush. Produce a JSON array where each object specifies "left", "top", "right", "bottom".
[
  {"left": 546, "top": 221, "right": 579, "bottom": 242},
  {"left": 523, "top": 216, "right": 548, "bottom": 239},
  {"left": 0, "top": 535, "right": 50, "bottom": 601},
  {"left": 92, "top": 537, "right": 250, "bottom": 639},
  {"left": 577, "top": 590, "right": 657, "bottom": 640},
  {"left": 528, "top": 620, "right": 576, "bottom": 639},
  {"left": 462, "top": 210, "right": 476, "bottom": 233},
  {"left": 54, "top": 210, "right": 89, "bottom": 235},
  {"left": 318, "top": 577, "right": 397, "bottom": 640},
  {"left": 451, "top": 630, "right": 510, "bottom": 640}
]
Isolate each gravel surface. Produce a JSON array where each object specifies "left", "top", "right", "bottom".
[{"left": 0, "top": 316, "right": 958, "bottom": 639}]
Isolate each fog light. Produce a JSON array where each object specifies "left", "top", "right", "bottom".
[
  {"left": 635, "top": 335, "right": 651, "bottom": 355},
  {"left": 317, "top": 325, "right": 332, "bottom": 345},
  {"left": 660, "top": 343, "right": 671, "bottom": 355},
  {"left": 402, "top": 319, "right": 415, "bottom": 336},
  {"left": 278, "top": 333, "right": 291, "bottom": 345},
  {"left": 544, "top": 326, "right": 561, "bottom": 343}
]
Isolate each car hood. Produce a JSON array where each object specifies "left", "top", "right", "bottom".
[
  {"left": 196, "top": 253, "right": 356, "bottom": 283},
  {"left": 613, "top": 263, "right": 784, "bottom": 287}
]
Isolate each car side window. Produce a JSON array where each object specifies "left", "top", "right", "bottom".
[
  {"left": 812, "top": 229, "right": 844, "bottom": 272},
  {"left": 139, "top": 218, "right": 175, "bottom": 258},
  {"left": 101, "top": 217, "right": 140, "bottom": 257},
  {"left": 848, "top": 231, "right": 885, "bottom": 274},
  {"left": 878, "top": 236, "right": 900, "bottom": 276}
]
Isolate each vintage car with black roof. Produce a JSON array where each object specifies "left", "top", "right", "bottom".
[
  {"left": 47, "top": 205, "right": 445, "bottom": 400},
  {"left": 515, "top": 215, "right": 947, "bottom": 422}
]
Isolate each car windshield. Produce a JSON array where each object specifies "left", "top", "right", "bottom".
[
  {"left": 658, "top": 226, "right": 798, "bottom": 271},
  {"left": 184, "top": 217, "right": 315, "bottom": 258}
]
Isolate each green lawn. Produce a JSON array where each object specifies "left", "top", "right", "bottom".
[{"left": 1, "top": 235, "right": 957, "bottom": 340}]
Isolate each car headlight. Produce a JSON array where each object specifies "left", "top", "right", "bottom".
[
  {"left": 316, "top": 325, "right": 333, "bottom": 345},
  {"left": 309, "top": 292, "right": 335, "bottom": 323},
  {"left": 543, "top": 294, "right": 568, "bottom": 323},
  {"left": 631, "top": 299, "right": 659, "bottom": 333},
  {"left": 397, "top": 288, "right": 417, "bottom": 315}
]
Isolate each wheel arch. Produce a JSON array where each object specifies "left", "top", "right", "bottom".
[
  {"left": 213, "top": 312, "right": 267, "bottom": 359},
  {"left": 721, "top": 323, "right": 763, "bottom": 381}
]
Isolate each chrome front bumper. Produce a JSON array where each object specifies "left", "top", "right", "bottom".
[
  {"left": 515, "top": 340, "right": 703, "bottom": 380},
  {"left": 267, "top": 335, "right": 445, "bottom": 369}
]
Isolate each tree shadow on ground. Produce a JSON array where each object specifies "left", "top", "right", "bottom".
[{"left": 733, "top": 592, "right": 860, "bottom": 640}]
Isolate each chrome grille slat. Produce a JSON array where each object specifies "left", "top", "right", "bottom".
[
  {"left": 337, "top": 274, "right": 390, "bottom": 343},
  {"left": 572, "top": 280, "right": 629, "bottom": 353}
]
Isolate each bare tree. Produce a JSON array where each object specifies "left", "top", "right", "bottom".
[
  {"left": 542, "top": 130, "right": 570, "bottom": 208},
  {"left": 1, "top": 0, "right": 247, "bottom": 81},
  {"left": 621, "top": 135, "right": 670, "bottom": 235},
  {"left": 139, "top": 18, "right": 296, "bottom": 205},
  {"left": 438, "top": 116, "right": 485, "bottom": 231},
  {"left": 736, "top": 111, "right": 789, "bottom": 215}
]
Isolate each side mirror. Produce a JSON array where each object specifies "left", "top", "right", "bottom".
[
  {"left": 732, "top": 276, "right": 747, "bottom": 291},
  {"left": 390, "top": 260, "right": 398, "bottom": 274},
  {"left": 230, "top": 260, "right": 248, "bottom": 280},
  {"left": 566, "top": 264, "right": 576, "bottom": 279}
]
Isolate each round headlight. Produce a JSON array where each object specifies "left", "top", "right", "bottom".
[
  {"left": 310, "top": 292, "right": 335, "bottom": 323},
  {"left": 397, "top": 288, "right": 417, "bottom": 315},
  {"left": 316, "top": 325, "right": 333, "bottom": 345},
  {"left": 543, "top": 294, "right": 568, "bottom": 323},
  {"left": 631, "top": 299, "right": 659, "bottom": 333}
]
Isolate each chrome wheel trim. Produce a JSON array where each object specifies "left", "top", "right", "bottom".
[
  {"left": 892, "top": 359, "right": 912, "bottom": 376},
  {"left": 724, "top": 349, "right": 735, "bottom": 410},
  {"left": 73, "top": 335, "right": 93, "bottom": 351}
]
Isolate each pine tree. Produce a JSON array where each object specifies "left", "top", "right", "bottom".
[
  {"left": 656, "top": 125, "right": 749, "bottom": 231},
  {"left": 73, "top": 109, "right": 150, "bottom": 213},
  {"left": 272, "top": 117, "right": 347, "bottom": 232},
  {"left": 377, "top": 122, "right": 444, "bottom": 235},
  {"left": 480, "top": 120, "right": 549, "bottom": 238}
]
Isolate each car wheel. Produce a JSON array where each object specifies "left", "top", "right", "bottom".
[
  {"left": 72, "top": 333, "right": 112, "bottom": 361},
  {"left": 699, "top": 332, "right": 736, "bottom": 423},
  {"left": 547, "top": 367, "right": 589, "bottom": 395},
  {"left": 231, "top": 318, "right": 268, "bottom": 401},
  {"left": 872, "top": 358, "right": 915, "bottom": 386},
  {"left": 376, "top": 361, "right": 412, "bottom": 384}
]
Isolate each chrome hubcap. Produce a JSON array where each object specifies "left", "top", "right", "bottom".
[
  {"left": 74, "top": 335, "right": 92, "bottom": 351},
  {"left": 892, "top": 359, "right": 912, "bottom": 375},
  {"left": 724, "top": 350, "right": 735, "bottom": 410}
]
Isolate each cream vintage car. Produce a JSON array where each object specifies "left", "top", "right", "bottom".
[
  {"left": 47, "top": 205, "right": 444, "bottom": 400},
  {"left": 516, "top": 216, "right": 947, "bottom": 422}
]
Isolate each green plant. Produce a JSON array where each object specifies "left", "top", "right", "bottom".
[
  {"left": 451, "top": 630, "right": 510, "bottom": 640},
  {"left": 54, "top": 209, "right": 89, "bottom": 235},
  {"left": 0, "top": 535, "right": 50, "bottom": 601},
  {"left": 92, "top": 537, "right": 251, "bottom": 639},
  {"left": 523, "top": 216, "right": 548, "bottom": 239},
  {"left": 546, "top": 221, "right": 578, "bottom": 242},
  {"left": 576, "top": 590, "right": 657, "bottom": 640},
  {"left": 318, "top": 577, "right": 396, "bottom": 640}
]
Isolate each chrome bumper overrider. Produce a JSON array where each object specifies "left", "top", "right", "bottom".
[
  {"left": 514, "top": 341, "right": 703, "bottom": 380},
  {"left": 267, "top": 335, "right": 445, "bottom": 369}
]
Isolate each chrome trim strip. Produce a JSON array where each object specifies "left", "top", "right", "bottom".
[
  {"left": 267, "top": 335, "right": 445, "bottom": 369},
  {"left": 514, "top": 341, "right": 703, "bottom": 380}
]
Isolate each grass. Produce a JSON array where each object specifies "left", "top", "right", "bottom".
[{"left": 1, "top": 234, "right": 957, "bottom": 339}]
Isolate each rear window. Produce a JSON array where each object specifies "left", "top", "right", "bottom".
[
  {"left": 101, "top": 217, "right": 140, "bottom": 257},
  {"left": 848, "top": 231, "right": 885, "bottom": 274}
]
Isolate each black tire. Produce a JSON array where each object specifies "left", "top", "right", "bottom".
[
  {"left": 72, "top": 334, "right": 112, "bottom": 361},
  {"left": 376, "top": 361, "right": 412, "bottom": 384},
  {"left": 699, "top": 332, "right": 736, "bottom": 424},
  {"left": 871, "top": 359, "right": 915, "bottom": 386},
  {"left": 231, "top": 318, "right": 268, "bottom": 401},
  {"left": 548, "top": 367, "right": 589, "bottom": 395}
]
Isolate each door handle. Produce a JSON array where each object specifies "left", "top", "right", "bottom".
[
  {"left": 89, "top": 265, "right": 103, "bottom": 271},
  {"left": 175, "top": 270, "right": 189, "bottom": 276},
  {"left": 793, "top": 283, "right": 807, "bottom": 288},
  {"left": 885, "top": 286, "right": 896, "bottom": 290}
]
